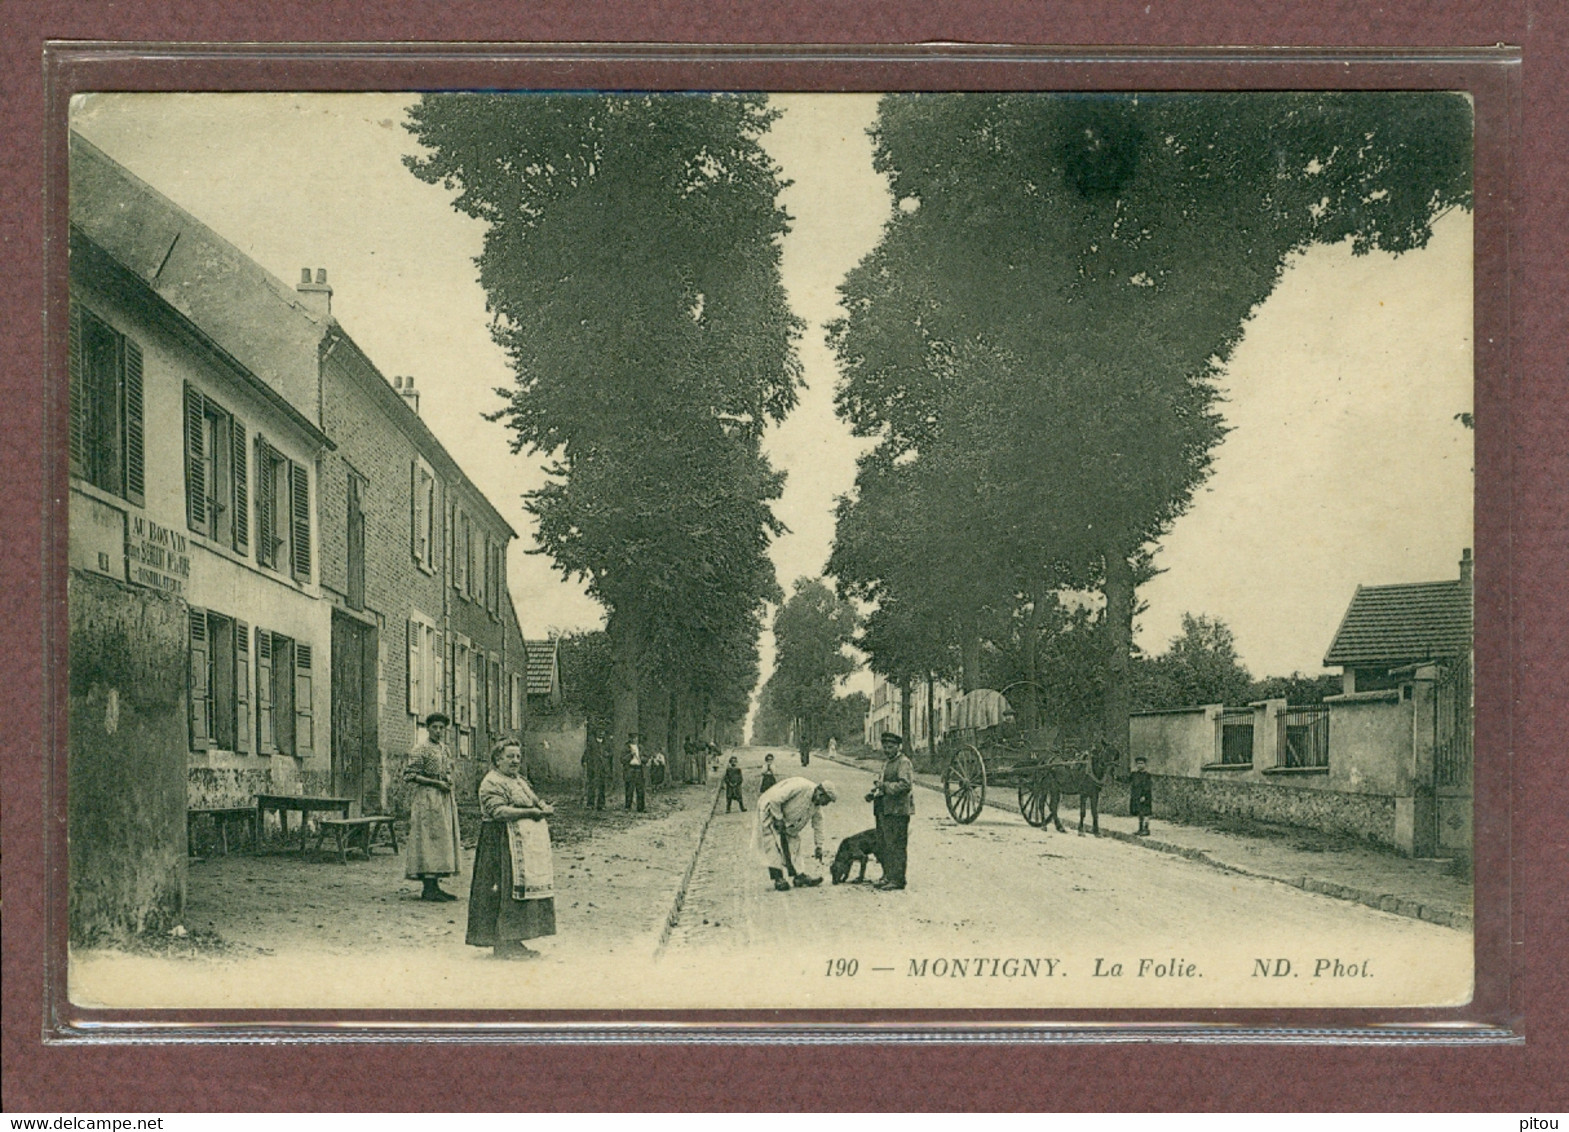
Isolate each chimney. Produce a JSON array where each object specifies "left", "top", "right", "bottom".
[
  {"left": 397, "top": 375, "right": 420, "bottom": 415},
  {"left": 296, "top": 267, "right": 332, "bottom": 319},
  {"left": 1459, "top": 547, "right": 1473, "bottom": 589}
]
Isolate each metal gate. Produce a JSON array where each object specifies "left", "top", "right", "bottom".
[{"left": 1434, "top": 653, "right": 1473, "bottom": 788}]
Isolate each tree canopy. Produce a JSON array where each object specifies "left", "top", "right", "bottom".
[
  {"left": 828, "top": 91, "right": 1472, "bottom": 755},
  {"left": 406, "top": 93, "right": 802, "bottom": 752},
  {"left": 764, "top": 577, "right": 858, "bottom": 755}
]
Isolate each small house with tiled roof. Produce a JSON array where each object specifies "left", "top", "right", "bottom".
[
  {"left": 1324, "top": 549, "right": 1473, "bottom": 694},
  {"left": 524, "top": 638, "right": 562, "bottom": 710}
]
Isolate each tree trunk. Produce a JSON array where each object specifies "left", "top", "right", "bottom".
[
  {"left": 960, "top": 610, "right": 983, "bottom": 693},
  {"left": 1102, "top": 543, "right": 1135, "bottom": 769},
  {"left": 926, "top": 672, "right": 937, "bottom": 760},
  {"left": 609, "top": 610, "right": 641, "bottom": 785},
  {"left": 1021, "top": 591, "right": 1041, "bottom": 731},
  {"left": 899, "top": 674, "right": 914, "bottom": 753}
]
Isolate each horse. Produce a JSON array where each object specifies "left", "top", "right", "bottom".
[{"left": 1043, "top": 741, "right": 1119, "bottom": 836}]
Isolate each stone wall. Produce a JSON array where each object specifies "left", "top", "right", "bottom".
[
  {"left": 69, "top": 571, "right": 189, "bottom": 944},
  {"left": 1152, "top": 774, "right": 1399, "bottom": 848}
]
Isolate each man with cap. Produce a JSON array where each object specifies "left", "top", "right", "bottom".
[
  {"left": 868, "top": 731, "right": 915, "bottom": 891},
  {"left": 403, "top": 713, "right": 463, "bottom": 901},
  {"left": 753, "top": 776, "right": 837, "bottom": 891}
]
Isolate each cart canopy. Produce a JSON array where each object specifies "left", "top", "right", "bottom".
[{"left": 951, "top": 688, "right": 1013, "bottom": 733}]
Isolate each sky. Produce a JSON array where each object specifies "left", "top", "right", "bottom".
[{"left": 70, "top": 91, "right": 1472, "bottom": 693}]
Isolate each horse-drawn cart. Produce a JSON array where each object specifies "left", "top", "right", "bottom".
[{"left": 938, "top": 688, "right": 1116, "bottom": 834}]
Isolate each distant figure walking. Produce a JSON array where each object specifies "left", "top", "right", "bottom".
[
  {"left": 467, "top": 739, "right": 556, "bottom": 960},
  {"left": 723, "top": 756, "right": 746, "bottom": 812},
  {"left": 1129, "top": 755, "right": 1154, "bottom": 836},
  {"left": 403, "top": 713, "right": 462, "bottom": 902}
]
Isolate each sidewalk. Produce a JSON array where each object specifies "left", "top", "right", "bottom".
[{"left": 828, "top": 750, "right": 1472, "bottom": 931}]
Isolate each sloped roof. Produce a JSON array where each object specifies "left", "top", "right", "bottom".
[
  {"left": 1323, "top": 579, "right": 1472, "bottom": 666},
  {"left": 70, "top": 132, "right": 327, "bottom": 420},
  {"left": 524, "top": 639, "right": 558, "bottom": 696}
]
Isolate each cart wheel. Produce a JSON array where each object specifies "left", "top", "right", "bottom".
[
  {"left": 1018, "top": 769, "right": 1050, "bottom": 828},
  {"left": 944, "top": 744, "right": 987, "bottom": 824}
]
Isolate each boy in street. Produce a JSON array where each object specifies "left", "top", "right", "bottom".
[
  {"left": 1129, "top": 755, "right": 1154, "bottom": 836},
  {"left": 758, "top": 753, "right": 778, "bottom": 795},
  {"left": 723, "top": 756, "right": 746, "bottom": 812}
]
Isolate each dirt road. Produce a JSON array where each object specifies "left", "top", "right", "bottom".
[
  {"left": 657, "top": 747, "right": 1473, "bottom": 1010},
  {"left": 70, "top": 746, "right": 1471, "bottom": 1012}
]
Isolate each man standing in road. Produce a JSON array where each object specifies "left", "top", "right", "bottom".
[
  {"left": 622, "top": 736, "right": 647, "bottom": 813},
  {"left": 868, "top": 731, "right": 914, "bottom": 891},
  {"left": 754, "top": 777, "right": 837, "bottom": 891}
]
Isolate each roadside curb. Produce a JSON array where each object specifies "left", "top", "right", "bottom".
[
  {"left": 652, "top": 782, "right": 726, "bottom": 960},
  {"left": 824, "top": 753, "right": 1472, "bottom": 932}
]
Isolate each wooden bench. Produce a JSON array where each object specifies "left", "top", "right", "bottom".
[
  {"left": 188, "top": 807, "right": 258, "bottom": 857},
  {"left": 313, "top": 816, "right": 399, "bottom": 864}
]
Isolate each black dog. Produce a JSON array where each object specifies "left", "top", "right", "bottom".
[{"left": 830, "top": 829, "right": 881, "bottom": 885}]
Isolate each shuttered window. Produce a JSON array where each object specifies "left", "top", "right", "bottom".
[
  {"left": 69, "top": 305, "right": 144, "bottom": 506},
  {"left": 411, "top": 459, "right": 436, "bottom": 573},
  {"left": 254, "top": 438, "right": 309, "bottom": 581},
  {"left": 184, "top": 385, "right": 245, "bottom": 552},
  {"left": 188, "top": 608, "right": 245, "bottom": 753},
  {"left": 405, "top": 615, "right": 444, "bottom": 721}
]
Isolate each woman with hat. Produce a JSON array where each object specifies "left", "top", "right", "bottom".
[
  {"left": 466, "top": 738, "right": 557, "bottom": 959},
  {"left": 403, "top": 712, "right": 463, "bottom": 901}
]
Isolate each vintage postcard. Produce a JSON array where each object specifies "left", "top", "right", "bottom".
[{"left": 61, "top": 88, "right": 1476, "bottom": 1017}]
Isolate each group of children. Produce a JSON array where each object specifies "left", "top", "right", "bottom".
[{"left": 721, "top": 752, "right": 782, "bottom": 812}]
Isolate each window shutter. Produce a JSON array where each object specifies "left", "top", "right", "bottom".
[
  {"left": 231, "top": 416, "right": 248, "bottom": 554},
  {"left": 295, "top": 644, "right": 315, "bottom": 758},
  {"left": 188, "top": 609, "right": 211, "bottom": 750},
  {"left": 68, "top": 304, "right": 86, "bottom": 478},
  {"left": 469, "top": 647, "right": 480, "bottom": 733},
  {"left": 407, "top": 618, "right": 422, "bottom": 716},
  {"left": 235, "top": 620, "right": 251, "bottom": 753},
  {"left": 289, "top": 460, "right": 311, "bottom": 582},
  {"left": 123, "top": 338, "right": 145, "bottom": 507},
  {"left": 184, "top": 384, "right": 207, "bottom": 532},
  {"left": 255, "top": 438, "right": 275, "bottom": 568},
  {"left": 432, "top": 630, "right": 444, "bottom": 719},
  {"left": 410, "top": 461, "right": 420, "bottom": 563},
  {"left": 256, "top": 628, "right": 274, "bottom": 753}
]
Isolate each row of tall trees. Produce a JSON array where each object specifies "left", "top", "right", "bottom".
[
  {"left": 406, "top": 93, "right": 802, "bottom": 756},
  {"left": 750, "top": 578, "right": 861, "bottom": 754},
  {"left": 828, "top": 92, "right": 1472, "bottom": 758}
]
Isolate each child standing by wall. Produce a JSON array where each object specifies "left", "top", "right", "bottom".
[{"left": 1129, "top": 755, "right": 1153, "bottom": 836}]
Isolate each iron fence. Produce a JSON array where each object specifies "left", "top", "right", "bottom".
[{"left": 1279, "top": 705, "right": 1330, "bottom": 769}]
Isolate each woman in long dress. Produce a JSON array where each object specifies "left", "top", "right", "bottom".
[
  {"left": 466, "top": 738, "right": 558, "bottom": 959},
  {"left": 404, "top": 712, "right": 462, "bottom": 901}
]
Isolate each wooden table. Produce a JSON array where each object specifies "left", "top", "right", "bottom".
[
  {"left": 255, "top": 793, "right": 353, "bottom": 855},
  {"left": 188, "top": 806, "right": 258, "bottom": 856},
  {"left": 314, "top": 816, "right": 399, "bottom": 864}
]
